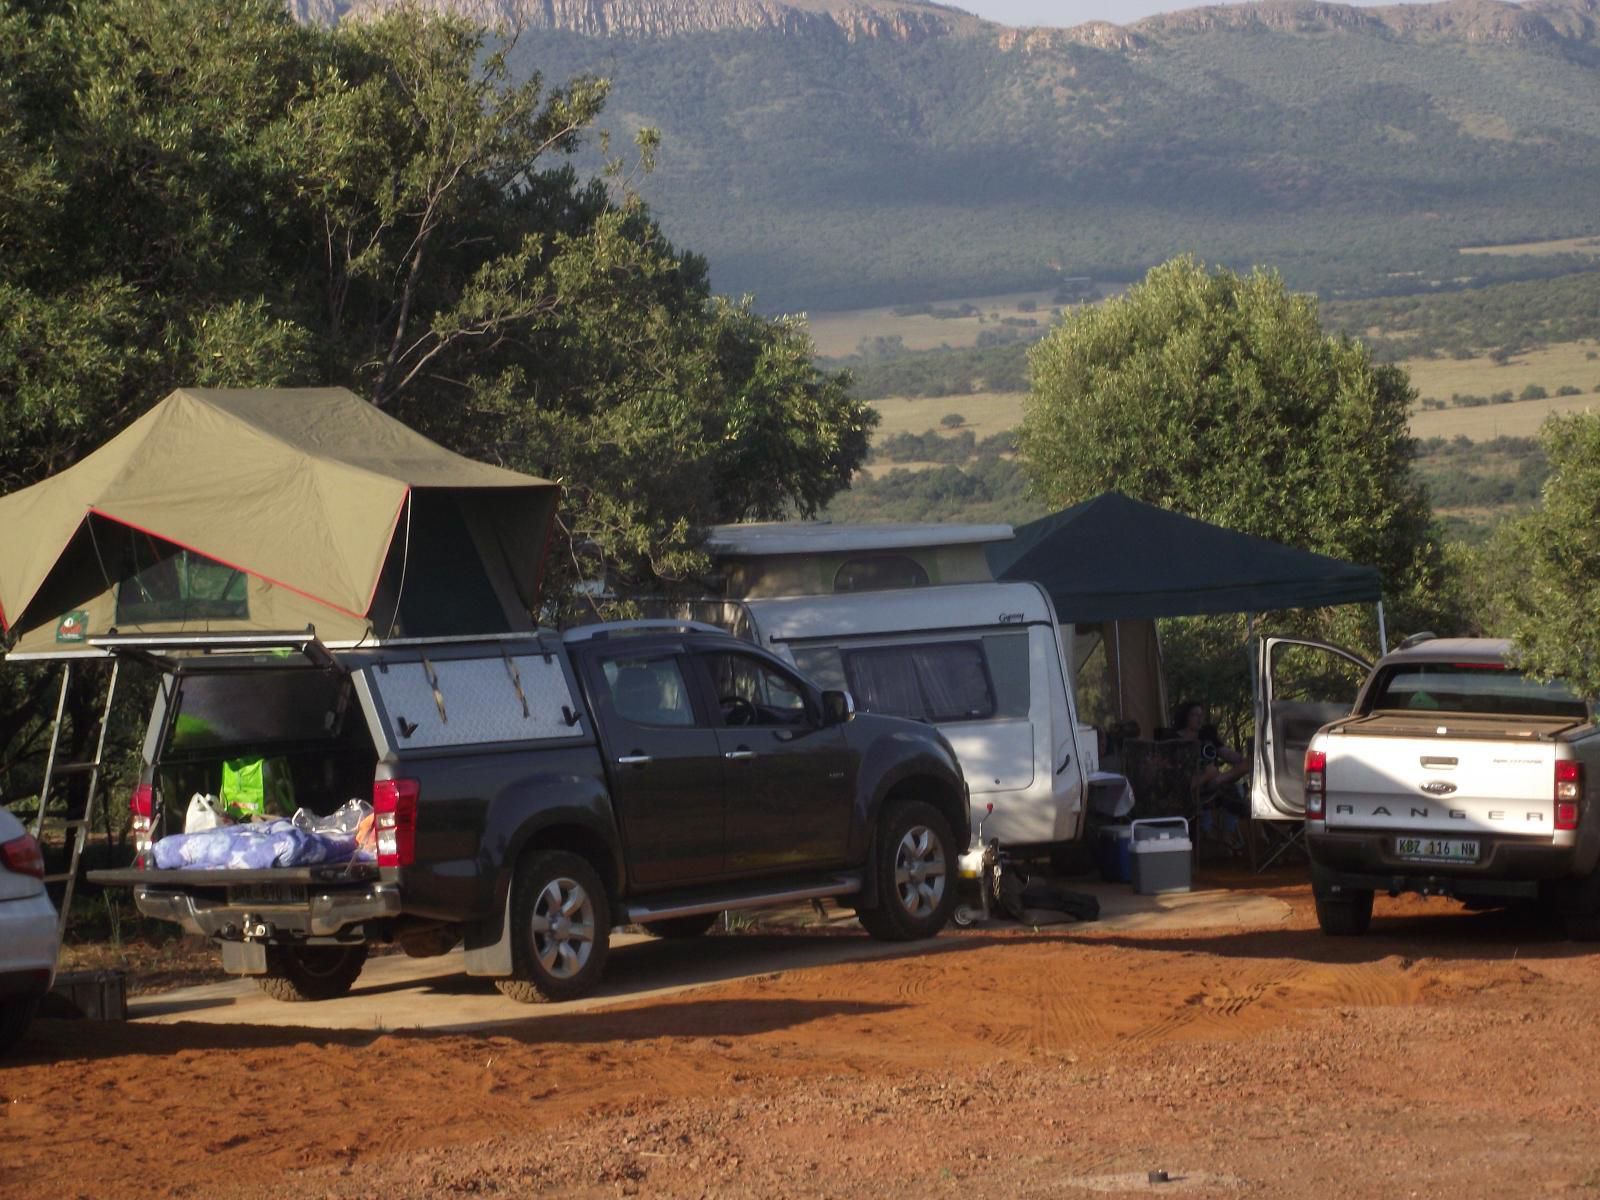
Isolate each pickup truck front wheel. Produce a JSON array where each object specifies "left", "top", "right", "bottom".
[
  {"left": 857, "top": 799, "right": 957, "bottom": 942},
  {"left": 497, "top": 850, "right": 612, "bottom": 1004},
  {"left": 257, "top": 944, "right": 369, "bottom": 1001}
]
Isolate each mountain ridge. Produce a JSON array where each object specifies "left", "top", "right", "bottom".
[
  {"left": 294, "top": 0, "right": 1600, "bottom": 50},
  {"left": 290, "top": 0, "right": 1600, "bottom": 310}
]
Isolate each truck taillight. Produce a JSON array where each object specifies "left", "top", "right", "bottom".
[
  {"left": 1304, "top": 749, "right": 1327, "bottom": 819},
  {"left": 1, "top": 832, "right": 45, "bottom": 880},
  {"left": 130, "top": 783, "right": 155, "bottom": 858},
  {"left": 373, "top": 778, "right": 419, "bottom": 868},
  {"left": 1555, "top": 760, "right": 1582, "bottom": 831}
]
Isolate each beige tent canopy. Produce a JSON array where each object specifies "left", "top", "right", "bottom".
[{"left": 0, "top": 388, "right": 560, "bottom": 657}]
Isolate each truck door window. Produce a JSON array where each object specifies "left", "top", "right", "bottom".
[
  {"left": 1271, "top": 643, "right": 1368, "bottom": 706},
  {"left": 701, "top": 652, "right": 810, "bottom": 726},
  {"left": 600, "top": 657, "right": 696, "bottom": 727},
  {"left": 840, "top": 642, "right": 996, "bottom": 722}
]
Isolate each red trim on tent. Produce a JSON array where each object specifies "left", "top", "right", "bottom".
[
  {"left": 88, "top": 507, "right": 369, "bottom": 622},
  {"left": 529, "top": 488, "right": 561, "bottom": 614},
  {"left": 363, "top": 488, "right": 411, "bottom": 617}
]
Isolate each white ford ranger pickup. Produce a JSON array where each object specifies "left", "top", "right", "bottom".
[{"left": 1303, "top": 636, "right": 1600, "bottom": 937}]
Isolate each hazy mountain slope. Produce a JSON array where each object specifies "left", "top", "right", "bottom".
[{"left": 299, "top": 0, "right": 1600, "bottom": 310}]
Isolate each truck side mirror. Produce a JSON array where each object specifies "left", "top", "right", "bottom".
[{"left": 820, "top": 690, "right": 856, "bottom": 726}]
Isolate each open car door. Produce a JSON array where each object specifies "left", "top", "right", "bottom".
[{"left": 1252, "top": 637, "right": 1371, "bottom": 820}]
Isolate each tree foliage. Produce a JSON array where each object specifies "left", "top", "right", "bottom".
[
  {"left": 0, "top": 0, "right": 869, "bottom": 597},
  {"left": 1491, "top": 414, "right": 1600, "bottom": 696},
  {"left": 1019, "top": 257, "right": 1459, "bottom": 723},
  {"left": 0, "top": 0, "right": 870, "bottom": 812}
]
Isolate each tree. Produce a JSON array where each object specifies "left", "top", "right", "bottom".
[
  {"left": 1020, "top": 257, "right": 1458, "bottom": 720},
  {"left": 0, "top": 0, "right": 869, "bottom": 594},
  {"left": 1493, "top": 414, "right": 1600, "bottom": 695},
  {"left": 0, "top": 0, "right": 871, "bottom": 812}
]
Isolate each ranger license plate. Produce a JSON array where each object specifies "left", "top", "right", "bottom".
[{"left": 1394, "top": 836, "right": 1479, "bottom": 863}]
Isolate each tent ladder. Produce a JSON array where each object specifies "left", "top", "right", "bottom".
[{"left": 30, "top": 657, "right": 122, "bottom": 938}]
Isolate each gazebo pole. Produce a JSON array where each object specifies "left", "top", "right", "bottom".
[
  {"left": 1376, "top": 600, "right": 1388, "bottom": 655},
  {"left": 1114, "top": 620, "right": 1124, "bottom": 720}
]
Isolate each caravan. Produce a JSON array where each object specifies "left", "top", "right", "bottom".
[
  {"left": 652, "top": 523, "right": 1109, "bottom": 859},
  {"left": 739, "top": 581, "right": 1095, "bottom": 854}
]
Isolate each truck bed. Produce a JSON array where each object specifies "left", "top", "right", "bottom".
[{"left": 1330, "top": 712, "right": 1586, "bottom": 740}]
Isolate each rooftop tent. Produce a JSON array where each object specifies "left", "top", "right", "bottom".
[
  {"left": 986, "top": 492, "right": 1382, "bottom": 622},
  {"left": 0, "top": 388, "right": 560, "bottom": 657}
]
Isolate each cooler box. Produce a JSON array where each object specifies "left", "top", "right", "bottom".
[
  {"left": 1095, "top": 823, "right": 1133, "bottom": 883},
  {"left": 1130, "top": 817, "right": 1191, "bottom": 895}
]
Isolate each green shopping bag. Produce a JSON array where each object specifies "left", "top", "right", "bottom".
[{"left": 220, "top": 756, "right": 295, "bottom": 819}]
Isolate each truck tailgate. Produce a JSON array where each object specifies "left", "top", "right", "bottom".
[
  {"left": 1323, "top": 718, "right": 1568, "bottom": 837},
  {"left": 89, "top": 864, "right": 380, "bottom": 888}
]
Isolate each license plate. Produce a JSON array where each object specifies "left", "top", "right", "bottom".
[
  {"left": 229, "top": 884, "right": 307, "bottom": 905},
  {"left": 1394, "top": 836, "right": 1479, "bottom": 863}
]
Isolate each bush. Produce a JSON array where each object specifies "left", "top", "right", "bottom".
[
  {"left": 940, "top": 412, "right": 966, "bottom": 429},
  {"left": 1556, "top": 385, "right": 1582, "bottom": 396},
  {"left": 1520, "top": 383, "right": 1549, "bottom": 401}
]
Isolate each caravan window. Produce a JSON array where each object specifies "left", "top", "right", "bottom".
[
  {"left": 833, "top": 555, "right": 929, "bottom": 593},
  {"left": 800, "top": 642, "right": 997, "bottom": 722},
  {"left": 792, "top": 633, "right": 1030, "bottom": 724}
]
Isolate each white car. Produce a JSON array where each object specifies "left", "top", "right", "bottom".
[{"left": 0, "top": 808, "right": 59, "bottom": 1054}]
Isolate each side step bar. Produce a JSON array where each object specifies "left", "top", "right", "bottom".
[{"left": 624, "top": 875, "right": 861, "bottom": 925}]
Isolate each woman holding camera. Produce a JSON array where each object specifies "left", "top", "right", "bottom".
[{"left": 1173, "top": 701, "right": 1249, "bottom": 850}]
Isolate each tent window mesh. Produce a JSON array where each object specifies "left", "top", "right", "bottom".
[{"left": 116, "top": 551, "right": 248, "bottom": 624}]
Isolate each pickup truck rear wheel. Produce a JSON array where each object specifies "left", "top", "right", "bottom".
[
  {"left": 497, "top": 850, "right": 611, "bottom": 1004},
  {"left": 257, "top": 944, "right": 369, "bottom": 1001},
  {"left": 856, "top": 799, "right": 957, "bottom": 941},
  {"left": 1313, "top": 888, "right": 1374, "bottom": 936},
  {"left": 642, "top": 913, "right": 720, "bottom": 939}
]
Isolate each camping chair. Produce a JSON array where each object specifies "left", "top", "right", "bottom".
[
  {"left": 1122, "top": 736, "right": 1202, "bottom": 827},
  {"left": 1249, "top": 817, "right": 1308, "bottom": 872}
]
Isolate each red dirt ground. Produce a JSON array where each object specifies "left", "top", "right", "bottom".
[{"left": 6, "top": 870, "right": 1600, "bottom": 1199}]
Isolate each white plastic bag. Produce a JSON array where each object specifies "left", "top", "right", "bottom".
[{"left": 185, "top": 792, "right": 227, "bottom": 833}]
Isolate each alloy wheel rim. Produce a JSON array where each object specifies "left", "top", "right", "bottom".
[
  {"left": 893, "top": 824, "right": 947, "bottom": 918},
  {"left": 530, "top": 875, "right": 596, "bottom": 979}
]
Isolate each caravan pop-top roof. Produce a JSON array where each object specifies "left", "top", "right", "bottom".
[
  {"left": 705, "top": 522, "right": 1013, "bottom": 557},
  {"left": 740, "top": 580, "right": 1055, "bottom": 645}
]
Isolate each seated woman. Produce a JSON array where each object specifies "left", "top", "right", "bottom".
[{"left": 1172, "top": 701, "right": 1249, "bottom": 849}]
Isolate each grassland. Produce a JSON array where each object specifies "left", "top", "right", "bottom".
[
  {"left": 1458, "top": 236, "right": 1600, "bottom": 258},
  {"left": 1410, "top": 392, "right": 1600, "bottom": 441},
  {"left": 1404, "top": 340, "right": 1600, "bottom": 402},
  {"left": 864, "top": 339, "right": 1600, "bottom": 446},
  {"left": 869, "top": 391, "right": 1027, "bottom": 439},
  {"left": 806, "top": 289, "right": 1084, "bottom": 358}
]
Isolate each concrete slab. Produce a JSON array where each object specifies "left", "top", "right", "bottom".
[{"left": 129, "top": 881, "right": 1288, "bottom": 1034}]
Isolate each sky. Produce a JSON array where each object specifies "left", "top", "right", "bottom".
[{"left": 953, "top": 0, "right": 1432, "bottom": 27}]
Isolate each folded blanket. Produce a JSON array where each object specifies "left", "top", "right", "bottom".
[{"left": 152, "top": 819, "right": 363, "bottom": 870}]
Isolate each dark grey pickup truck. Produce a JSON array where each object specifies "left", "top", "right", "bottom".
[{"left": 90, "top": 622, "right": 969, "bottom": 1002}]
